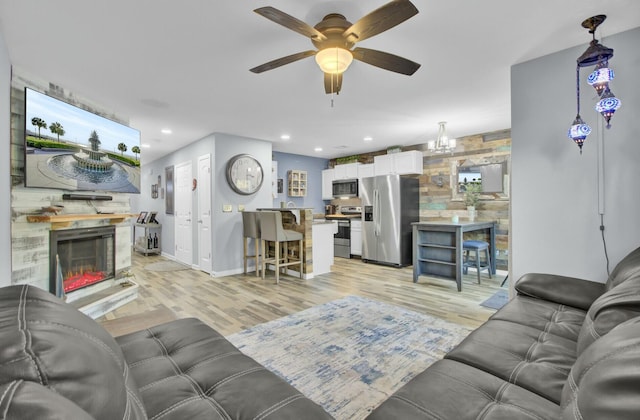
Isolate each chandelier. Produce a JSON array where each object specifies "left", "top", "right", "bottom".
[
  {"left": 428, "top": 122, "right": 456, "bottom": 154},
  {"left": 568, "top": 15, "right": 621, "bottom": 153}
]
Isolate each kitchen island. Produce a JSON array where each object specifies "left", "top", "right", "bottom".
[{"left": 256, "top": 208, "right": 335, "bottom": 278}]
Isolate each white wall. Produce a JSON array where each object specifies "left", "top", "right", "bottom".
[
  {"left": 511, "top": 27, "right": 640, "bottom": 283},
  {"left": 212, "top": 134, "right": 272, "bottom": 276},
  {"left": 135, "top": 132, "right": 272, "bottom": 276},
  {"left": 0, "top": 32, "right": 11, "bottom": 286}
]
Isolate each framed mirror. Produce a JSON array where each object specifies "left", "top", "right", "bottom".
[{"left": 451, "top": 158, "right": 509, "bottom": 200}]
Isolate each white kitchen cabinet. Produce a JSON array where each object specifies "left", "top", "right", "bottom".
[
  {"left": 312, "top": 221, "right": 337, "bottom": 276},
  {"left": 333, "top": 163, "right": 359, "bottom": 180},
  {"left": 374, "top": 150, "right": 423, "bottom": 176},
  {"left": 322, "top": 169, "right": 334, "bottom": 200},
  {"left": 357, "top": 163, "right": 375, "bottom": 179},
  {"left": 373, "top": 154, "right": 394, "bottom": 176},
  {"left": 357, "top": 164, "right": 375, "bottom": 197},
  {"left": 350, "top": 218, "right": 362, "bottom": 256}
]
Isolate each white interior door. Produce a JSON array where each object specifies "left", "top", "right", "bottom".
[
  {"left": 175, "top": 161, "right": 193, "bottom": 265},
  {"left": 197, "top": 154, "right": 212, "bottom": 273}
]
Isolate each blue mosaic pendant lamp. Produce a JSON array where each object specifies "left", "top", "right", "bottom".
[{"left": 568, "top": 15, "right": 621, "bottom": 153}]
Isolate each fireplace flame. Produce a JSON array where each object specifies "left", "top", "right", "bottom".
[{"left": 63, "top": 264, "right": 107, "bottom": 293}]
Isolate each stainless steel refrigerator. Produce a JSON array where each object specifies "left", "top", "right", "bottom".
[{"left": 361, "top": 174, "right": 419, "bottom": 266}]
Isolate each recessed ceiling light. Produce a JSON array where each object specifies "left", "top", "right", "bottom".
[
  {"left": 314, "top": 147, "right": 323, "bottom": 152},
  {"left": 280, "top": 134, "right": 290, "bottom": 140},
  {"left": 364, "top": 136, "right": 373, "bottom": 141},
  {"left": 161, "top": 128, "right": 172, "bottom": 134}
]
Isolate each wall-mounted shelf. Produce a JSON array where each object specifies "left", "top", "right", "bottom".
[
  {"left": 26, "top": 213, "right": 137, "bottom": 230},
  {"left": 288, "top": 170, "right": 307, "bottom": 197}
]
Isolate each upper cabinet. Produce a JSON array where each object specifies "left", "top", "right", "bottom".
[
  {"left": 321, "top": 169, "right": 334, "bottom": 200},
  {"left": 288, "top": 170, "right": 307, "bottom": 197},
  {"left": 333, "top": 163, "right": 359, "bottom": 180},
  {"left": 357, "top": 164, "right": 375, "bottom": 197},
  {"left": 357, "top": 163, "right": 374, "bottom": 180},
  {"left": 374, "top": 150, "right": 423, "bottom": 176}
]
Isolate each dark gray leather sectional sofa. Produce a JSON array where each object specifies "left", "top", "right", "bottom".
[
  {"left": 2, "top": 248, "right": 640, "bottom": 419},
  {"left": 368, "top": 246, "right": 640, "bottom": 420},
  {"left": 0, "top": 285, "right": 332, "bottom": 419}
]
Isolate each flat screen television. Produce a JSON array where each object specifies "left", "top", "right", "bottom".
[{"left": 24, "top": 87, "right": 141, "bottom": 194}]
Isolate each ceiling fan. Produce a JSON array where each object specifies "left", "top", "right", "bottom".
[{"left": 250, "top": 0, "right": 421, "bottom": 94}]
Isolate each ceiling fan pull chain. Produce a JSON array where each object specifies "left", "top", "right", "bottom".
[{"left": 331, "top": 73, "right": 335, "bottom": 108}]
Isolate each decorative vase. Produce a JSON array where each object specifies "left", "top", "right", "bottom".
[{"left": 467, "top": 206, "right": 476, "bottom": 222}]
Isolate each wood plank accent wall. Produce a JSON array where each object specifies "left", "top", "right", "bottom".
[
  {"left": 329, "top": 130, "right": 511, "bottom": 269},
  {"left": 11, "top": 188, "right": 133, "bottom": 290}
]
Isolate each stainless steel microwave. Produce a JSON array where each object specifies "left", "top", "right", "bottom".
[{"left": 332, "top": 179, "right": 358, "bottom": 198}]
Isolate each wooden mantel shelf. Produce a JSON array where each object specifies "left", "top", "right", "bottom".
[{"left": 26, "top": 213, "right": 138, "bottom": 230}]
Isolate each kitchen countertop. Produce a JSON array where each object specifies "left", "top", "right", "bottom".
[
  {"left": 257, "top": 207, "right": 314, "bottom": 211},
  {"left": 324, "top": 214, "right": 362, "bottom": 220}
]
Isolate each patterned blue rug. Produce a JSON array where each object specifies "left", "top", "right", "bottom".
[
  {"left": 480, "top": 289, "right": 509, "bottom": 310},
  {"left": 227, "top": 295, "right": 471, "bottom": 419}
]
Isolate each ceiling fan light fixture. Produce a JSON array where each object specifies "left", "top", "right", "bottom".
[{"left": 315, "top": 47, "right": 353, "bottom": 74}]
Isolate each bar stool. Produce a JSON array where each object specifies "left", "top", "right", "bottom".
[
  {"left": 242, "top": 211, "right": 261, "bottom": 277},
  {"left": 258, "top": 211, "right": 303, "bottom": 284},
  {"left": 463, "top": 240, "right": 492, "bottom": 283}
]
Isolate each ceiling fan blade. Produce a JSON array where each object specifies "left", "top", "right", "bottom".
[
  {"left": 352, "top": 47, "right": 420, "bottom": 75},
  {"left": 324, "top": 73, "right": 343, "bottom": 94},
  {"left": 254, "top": 7, "right": 327, "bottom": 41},
  {"left": 342, "top": 0, "right": 418, "bottom": 43},
  {"left": 250, "top": 50, "right": 317, "bottom": 73}
]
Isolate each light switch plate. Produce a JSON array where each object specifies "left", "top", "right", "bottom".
[
  {"left": 223, "top": 204, "right": 232, "bottom": 212},
  {"left": 238, "top": 204, "right": 245, "bottom": 212}
]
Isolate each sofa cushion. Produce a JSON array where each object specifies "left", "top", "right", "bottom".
[
  {"left": 0, "top": 285, "right": 147, "bottom": 420},
  {"left": 576, "top": 274, "right": 640, "bottom": 355},
  {"left": 605, "top": 245, "right": 640, "bottom": 290},
  {"left": 0, "top": 380, "right": 94, "bottom": 419},
  {"left": 366, "top": 359, "right": 560, "bottom": 420},
  {"left": 515, "top": 273, "right": 605, "bottom": 311},
  {"left": 561, "top": 317, "right": 640, "bottom": 420},
  {"left": 490, "top": 295, "right": 586, "bottom": 341},
  {"left": 116, "top": 317, "right": 332, "bottom": 420},
  {"left": 445, "top": 316, "right": 578, "bottom": 404}
]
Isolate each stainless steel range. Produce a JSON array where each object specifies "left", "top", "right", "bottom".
[{"left": 325, "top": 206, "right": 361, "bottom": 259}]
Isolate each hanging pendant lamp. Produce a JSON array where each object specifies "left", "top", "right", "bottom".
[
  {"left": 567, "top": 14, "right": 620, "bottom": 153},
  {"left": 427, "top": 122, "right": 456, "bottom": 154}
]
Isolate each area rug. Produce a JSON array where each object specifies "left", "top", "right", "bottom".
[
  {"left": 480, "top": 289, "right": 509, "bottom": 310},
  {"left": 227, "top": 295, "right": 471, "bottom": 419},
  {"left": 143, "top": 260, "right": 190, "bottom": 272}
]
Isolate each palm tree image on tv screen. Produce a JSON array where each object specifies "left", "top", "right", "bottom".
[{"left": 24, "top": 87, "right": 141, "bottom": 194}]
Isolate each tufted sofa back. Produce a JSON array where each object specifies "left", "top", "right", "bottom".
[
  {"left": 0, "top": 285, "right": 147, "bottom": 419},
  {"left": 577, "top": 273, "right": 640, "bottom": 355},
  {"left": 561, "top": 316, "right": 640, "bottom": 420},
  {"left": 605, "top": 246, "right": 640, "bottom": 290}
]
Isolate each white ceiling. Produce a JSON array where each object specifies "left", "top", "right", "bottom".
[{"left": 1, "top": 1, "right": 638, "bottom": 163}]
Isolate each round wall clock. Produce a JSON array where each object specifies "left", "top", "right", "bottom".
[{"left": 226, "top": 154, "right": 264, "bottom": 195}]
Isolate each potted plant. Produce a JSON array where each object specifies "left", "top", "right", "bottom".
[{"left": 463, "top": 183, "right": 481, "bottom": 221}]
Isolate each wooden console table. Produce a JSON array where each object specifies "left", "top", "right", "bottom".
[{"left": 412, "top": 221, "right": 496, "bottom": 291}]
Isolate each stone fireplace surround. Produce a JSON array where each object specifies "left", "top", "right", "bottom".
[{"left": 10, "top": 188, "right": 138, "bottom": 318}]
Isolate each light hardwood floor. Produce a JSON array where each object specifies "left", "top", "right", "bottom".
[{"left": 98, "top": 253, "right": 506, "bottom": 336}]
